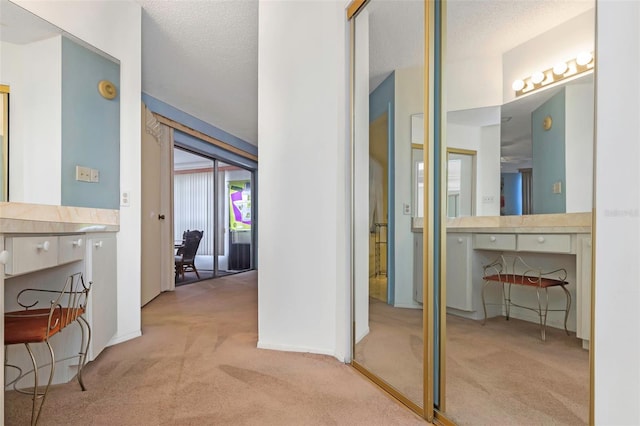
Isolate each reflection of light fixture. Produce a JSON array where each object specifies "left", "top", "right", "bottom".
[
  {"left": 531, "top": 71, "right": 545, "bottom": 84},
  {"left": 512, "top": 52, "right": 595, "bottom": 97},
  {"left": 553, "top": 62, "right": 568, "bottom": 75},
  {"left": 576, "top": 51, "right": 593, "bottom": 66}
]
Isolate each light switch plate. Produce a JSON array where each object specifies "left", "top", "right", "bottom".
[
  {"left": 90, "top": 168, "right": 100, "bottom": 183},
  {"left": 403, "top": 203, "right": 411, "bottom": 215},
  {"left": 75, "top": 165, "right": 91, "bottom": 182}
]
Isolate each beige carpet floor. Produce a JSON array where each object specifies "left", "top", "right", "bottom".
[
  {"left": 5, "top": 271, "right": 426, "bottom": 425},
  {"left": 355, "top": 299, "right": 589, "bottom": 425}
]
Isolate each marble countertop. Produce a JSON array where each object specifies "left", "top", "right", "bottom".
[
  {"left": 0, "top": 202, "right": 119, "bottom": 234},
  {"left": 412, "top": 212, "right": 592, "bottom": 234}
]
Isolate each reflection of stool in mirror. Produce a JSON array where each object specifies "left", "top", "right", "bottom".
[
  {"left": 481, "top": 255, "right": 571, "bottom": 341},
  {"left": 4, "top": 272, "right": 92, "bottom": 425}
]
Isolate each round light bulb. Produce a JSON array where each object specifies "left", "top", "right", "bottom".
[
  {"left": 531, "top": 71, "right": 545, "bottom": 84},
  {"left": 512, "top": 79, "right": 525, "bottom": 91},
  {"left": 553, "top": 62, "right": 568, "bottom": 75},
  {"left": 576, "top": 52, "right": 593, "bottom": 66}
]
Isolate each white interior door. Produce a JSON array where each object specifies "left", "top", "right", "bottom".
[{"left": 141, "top": 103, "right": 172, "bottom": 306}]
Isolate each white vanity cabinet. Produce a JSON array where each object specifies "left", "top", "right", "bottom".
[
  {"left": 2, "top": 230, "right": 118, "bottom": 387},
  {"left": 447, "top": 234, "right": 473, "bottom": 311},
  {"left": 446, "top": 229, "right": 592, "bottom": 347},
  {"left": 576, "top": 234, "right": 592, "bottom": 349},
  {"left": 446, "top": 233, "right": 502, "bottom": 320},
  {"left": 85, "top": 233, "right": 118, "bottom": 360}
]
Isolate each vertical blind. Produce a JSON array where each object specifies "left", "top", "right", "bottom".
[{"left": 174, "top": 171, "right": 214, "bottom": 256}]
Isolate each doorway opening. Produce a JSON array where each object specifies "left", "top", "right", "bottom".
[{"left": 173, "top": 147, "right": 254, "bottom": 285}]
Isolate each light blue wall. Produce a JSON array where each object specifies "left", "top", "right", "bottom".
[
  {"left": 370, "top": 72, "right": 395, "bottom": 122},
  {"left": 61, "top": 37, "right": 120, "bottom": 209},
  {"left": 142, "top": 93, "right": 258, "bottom": 159},
  {"left": 501, "top": 172, "right": 522, "bottom": 215},
  {"left": 532, "top": 89, "right": 566, "bottom": 214}
]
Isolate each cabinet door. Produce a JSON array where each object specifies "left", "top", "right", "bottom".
[
  {"left": 446, "top": 234, "right": 473, "bottom": 311},
  {"left": 576, "top": 234, "right": 592, "bottom": 343},
  {"left": 86, "top": 234, "right": 117, "bottom": 360}
]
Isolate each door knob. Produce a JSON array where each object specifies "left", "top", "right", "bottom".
[{"left": 158, "top": 214, "right": 165, "bottom": 220}]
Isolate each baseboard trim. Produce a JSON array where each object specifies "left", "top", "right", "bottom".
[
  {"left": 355, "top": 326, "right": 370, "bottom": 344},
  {"left": 256, "top": 341, "right": 335, "bottom": 357},
  {"left": 108, "top": 329, "right": 142, "bottom": 347},
  {"left": 393, "top": 302, "right": 422, "bottom": 309}
]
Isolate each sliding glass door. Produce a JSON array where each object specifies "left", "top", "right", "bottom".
[{"left": 173, "top": 148, "right": 254, "bottom": 284}]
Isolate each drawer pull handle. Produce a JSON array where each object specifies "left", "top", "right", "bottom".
[
  {"left": 37, "top": 241, "right": 50, "bottom": 252},
  {"left": 489, "top": 236, "right": 496, "bottom": 242},
  {"left": 95, "top": 241, "right": 103, "bottom": 248},
  {"left": 72, "top": 238, "right": 83, "bottom": 247},
  {"left": 457, "top": 238, "right": 463, "bottom": 243},
  {"left": 0, "top": 250, "right": 8, "bottom": 265},
  {"left": 537, "top": 236, "right": 545, "bottom": 243}
]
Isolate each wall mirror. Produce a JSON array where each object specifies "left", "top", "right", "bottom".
[
  {"left": 351, "top": 0, "right": 427, "bottom": 414},
  {"left": 0, "top": 0, "right": 121, "bottom": 209},
  {"left": 442, "top": 1, "right": 594, "bottom": 424},
  {"left": 446, "top": 149, "right": 475, "bottom": 218}
]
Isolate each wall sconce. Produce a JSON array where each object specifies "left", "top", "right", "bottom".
[{"left": 512, "top": 52, "right": 594, "bottom": 97}]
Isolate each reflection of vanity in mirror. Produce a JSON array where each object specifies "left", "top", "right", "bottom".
[
  {"left": 407, "top": 4, "right": 594, "bottom": 424},
  {"left": 1, "top": 1, "right": 123, "bottom": 420},
  {"left": 440, "top": 4, "right": 594, "bottom": 425}
]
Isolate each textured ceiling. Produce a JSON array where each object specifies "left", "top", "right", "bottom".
[
  {"left": 446, "top": 0, "right": 594, "bottom": 62},
  {"left": 137, "top": 0, "right": 258, "bottom": 145}
]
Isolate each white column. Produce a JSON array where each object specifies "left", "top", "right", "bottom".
[{"left": 257, "top": 1, "right": 349, "bottom": 359}]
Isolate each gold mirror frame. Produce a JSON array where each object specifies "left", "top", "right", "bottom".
[
  {"left": 347, "top": 0, "right": 437, "bottom": 421},
  {"left": 1, "top": 84, "right": 8, "bottom": 201}
]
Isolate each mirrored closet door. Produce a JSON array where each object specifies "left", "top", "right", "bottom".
[
  {"left": 349, "top": 0, "right": 435, "bottom": 419},
  {"left": 441, "top": 1, "right": 594, "bottom": 424}
]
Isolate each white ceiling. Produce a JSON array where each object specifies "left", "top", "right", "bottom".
[
  {"left": 2, "top": 0, "right": 594, "bottom": 156},
  {"left": 137, "top": 0, "right": 258, "bottom": 146}
]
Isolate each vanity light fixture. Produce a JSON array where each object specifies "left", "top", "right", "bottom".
[
  {"left": 512, "top": 51, "right": 594, "bottom": 97},
  {"left": 512, "top": 79, "right": 525, "bottom": 91}
]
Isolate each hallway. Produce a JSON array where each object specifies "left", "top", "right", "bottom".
[{"left": 5, "top": 271, "right": 424, "bottom": 425}]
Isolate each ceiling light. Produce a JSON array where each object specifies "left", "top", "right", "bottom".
[
  {"left": 553, "top": 62, "right": 568, "bottom": 75},
  {"left": 531, "top": 71, "right": 545, "bottom": 84},
  {"left": 512, "top": 80, "right": 525, "bottom": 91},
  {"left": 576, "top": 52, "right": 593, "bottom": 66}
]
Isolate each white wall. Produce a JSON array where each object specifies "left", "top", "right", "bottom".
[
  {"left": 354, "top": 9, "right": 369, "bottom": 343},
  {"left": 258, "top": 0, "right": 348, "bottom": 359},
  {"left": 565, "top": 83, "right": 594, "bottom": 213},
  {"left": 394, "top": 66, "right": 423, "bottom": 308},
  {"left": 446, "top": 56, "right": 502, "bottom": 112},
  {"left": 446, "top": 123, "right": 500, "bottom": 216},
  {"left": 594, "top": 1, "right": 640, "bottom": 423},
  {"left": 3, "top": 37, "right": 62, "bottom": 204},
  {"left": 15, "top": 0, "right": 143, "bottom": 345}
]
